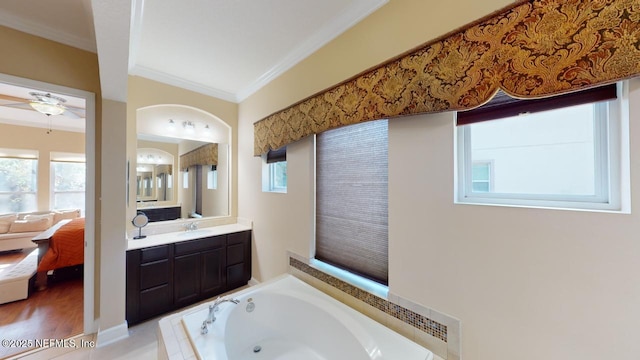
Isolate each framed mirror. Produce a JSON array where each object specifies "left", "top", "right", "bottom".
[{"left": 135, "top": 104, "right": 231, "bottom": 222}]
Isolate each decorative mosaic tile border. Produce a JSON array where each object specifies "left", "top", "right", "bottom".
[{"left": 289, "top": 257, "right": 448, "bottom": 342}]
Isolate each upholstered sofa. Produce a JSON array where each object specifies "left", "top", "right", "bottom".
[{"left": 0, "top": 209, "right": 81, "bottom": 252}]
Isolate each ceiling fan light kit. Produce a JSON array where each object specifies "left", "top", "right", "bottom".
[{"left": 28, "top": 92, "right": 67, "bottom": 116}]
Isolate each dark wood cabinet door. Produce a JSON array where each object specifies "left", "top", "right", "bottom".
[
  {"left": 173, "top": 253, "right": 201, "bottom": 306},
  {"left": 201, "top": 248, "right": 225, "bottom": 296},
  {"left": 139, "top": 284, "right": 172, "bottom": 320}
]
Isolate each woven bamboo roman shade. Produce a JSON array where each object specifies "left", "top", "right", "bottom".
[
  {"left": 179, "top": 143, "right": 218, "bottom": 171},
  {"left": 316, "top": 120, "right": 389, "bottom": 284},
  {"left": 254, "top": 0, "right": 640, "bottom": 156}
]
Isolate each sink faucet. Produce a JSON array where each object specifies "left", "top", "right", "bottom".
[
  {"left": 201, "top": 297, "right": 239, "bottom": 334},
  {"left": 184, "top": 222, "right": 198, "bottom": 232}
]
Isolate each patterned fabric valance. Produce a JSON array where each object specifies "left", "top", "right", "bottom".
[
  {"left": 254, "top": 0, "right": 640, "bottom": 155},
  {"left": 180, "top": 143, "right": 218, "bottom": 171}
]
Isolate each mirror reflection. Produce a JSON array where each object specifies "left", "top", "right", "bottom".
[
  {"left": 136, "top": 136, "right": 229, "bottom": 220},
  {"left": 136, "top": 148, "right": 173, "bottom": 202},
  {"left": 135, "top": 104, "right": 231, "bottom": 222}
]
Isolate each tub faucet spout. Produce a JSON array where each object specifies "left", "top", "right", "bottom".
[{"left": 206, "top": 297, "right": 240, "bottom": 324}]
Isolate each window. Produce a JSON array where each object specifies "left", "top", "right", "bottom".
[
  {"left": 471, "top": 161, "right": 493, "bottom": 192},
  {"left": 207, "top": 166, "right": 217, "bottom": 190},
  {"left": 315, "top": 119, "right": 388, "bottom": 285},
  {"left": 0, "top": 149, "right": 38, "bottom": 213},
  {"left": 51, "top": 160, "right": 86, "bottom": 212},
  {"left": 456, "top": 83, "right": 625, "bottom": 211},
  {"left": 262, "top": 147, "right": 287, "bottom": 193}
]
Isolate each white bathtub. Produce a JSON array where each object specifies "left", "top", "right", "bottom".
[{"left": 181, "top": 274, "right": 433, "bottom": 360}]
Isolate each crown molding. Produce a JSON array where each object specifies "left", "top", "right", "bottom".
[
  {"left": 0, "top": 11, "right": 96, "bottom": 52},
  {"left": 129, "top": 65, "right": 240, "bottom": 103},
  {"left": 129, "top": 0, "right": 388, "bottom": 103},
  {"left": 236, "top": 0, "right": 388, "bottom": 102}
]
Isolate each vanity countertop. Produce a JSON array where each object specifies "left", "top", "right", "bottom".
[
  {"left": 136, "top": 204, "right": 181, "bottom": 210},
  {"left": 127, "top": 223, "right": 251, "bottom": 251}
]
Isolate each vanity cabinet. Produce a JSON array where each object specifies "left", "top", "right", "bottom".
[
  {"left": 126, "top": 244, "right": 174, "bottom": 325},
  {"left": 126, "top": 230, "right": 251, "bottom": 326},
  {"left": 173, "top": 235, "right": 226, "bottom": 307}
]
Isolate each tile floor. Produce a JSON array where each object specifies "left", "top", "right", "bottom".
[{"left": 8, "top": 319, "right": 157, "bottom": 360}]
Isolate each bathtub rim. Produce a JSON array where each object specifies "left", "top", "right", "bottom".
[{"left": 180, "top": 273, "right": 434, "bottom": 360}]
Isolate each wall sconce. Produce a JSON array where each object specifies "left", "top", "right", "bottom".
[{"left": 167, "top": 119, "right": 176, "bottom": 130}]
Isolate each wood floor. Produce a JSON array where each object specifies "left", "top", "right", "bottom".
[{"left": 0, "top": 250, "right": 83, "bottom": 360}]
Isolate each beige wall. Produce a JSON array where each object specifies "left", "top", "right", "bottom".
[
  {"left": 238, "top": 0, "right": 514, "bottom": 283},
  {"left": 387, "top": 80, "right": 639, "bottom": 359},
  {"left": 98, "top": 99, "right": 127, "bottom": 333},
  {"left": 237, "top": 1, "right": 640, "bottom": 359},
  {"left": 0, "top": 123, "right": 85, "bottom": 211}
]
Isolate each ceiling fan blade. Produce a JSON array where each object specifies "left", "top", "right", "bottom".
[
  {"left": 63, "top": 108, "right": 83, "bottom": 119},
  {"left": 0, "top": 94, "right": 29, "bottom": 103},
  {"left": 1, "top": 102, "right": 32, "bottom": 110}
]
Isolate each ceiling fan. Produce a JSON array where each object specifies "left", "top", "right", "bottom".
[{"left": 0, "top": 92, "right": 85, "bottom": 119}]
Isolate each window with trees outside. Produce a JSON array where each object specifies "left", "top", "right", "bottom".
[
  {"left": 0, "top": 149, "right": 38, "bottom": 213},
  {"left": 51, "top": 155, "right": 86, "bottom": 213}
]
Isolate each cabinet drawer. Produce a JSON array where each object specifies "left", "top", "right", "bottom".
[
  {"left": 140, "top": 245, "right": 169, "bottom": 263},
  {"left": 140, "top": 284, "right": 171, "bottom": 319},
  {"left": 227, "top": 231, "right": 250, "bottom": 245},
  {"left": 227, "top": 243, "right": 244, "bottom": 266},
  {"left": 175, "top": 235, "right": 225, "bottom": 255},
  {"left": 140, "top": 259, "right": 169, "bottom": 290}
]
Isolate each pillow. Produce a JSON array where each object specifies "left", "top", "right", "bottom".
[
  {"left": 9, "top": 217, "right": 51, "bottom": 233},
  {"left": 23, "top": 213, "right": 54, "bottom": 228},
  {"left": 0, "top": 214, "right": 18, "bottom": 234},
  {"left": 53, "top": 209, "right": 81, "bottom": 224}
]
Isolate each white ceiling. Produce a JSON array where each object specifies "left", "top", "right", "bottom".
[
  {"left": 129, "top": 0, "right": 388, "bottom": 102},
  {"left": 0, "top": 0, "right": 388, "bottom": 121}
]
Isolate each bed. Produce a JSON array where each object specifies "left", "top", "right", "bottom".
[{"left": 32, "top": 217, "right": 85, "bottom": 289}]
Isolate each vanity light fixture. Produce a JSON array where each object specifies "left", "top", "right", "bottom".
[
  {"left": 183, "top": 121, "right": 196, "bottom": 133},
  {"left": 167, "top": 119, "right": 176, "bottom": 130},
  {"left": 204, "top": 124, "right": 211, "bottom": 134}
]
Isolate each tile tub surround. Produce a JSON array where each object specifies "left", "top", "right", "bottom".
[{"left": 289, "top": 255, "right": 461, "bottom": 360}]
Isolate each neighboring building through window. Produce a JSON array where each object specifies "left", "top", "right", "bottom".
[
  {"left": 0, "top": 149, "right": 38, "bottom": 213},
  {"left": 471, "top": 161, "right": 493, "bottom": 193},
  {"left": 262, "top": 147, "right": 287, "bottom": 193},
  {"left": 456, "top": 83, "right": 626, "bottom": 211}
]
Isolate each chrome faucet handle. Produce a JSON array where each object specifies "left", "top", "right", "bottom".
[{"left": 207, "top": 304, "right": 216, "bottom": 323}]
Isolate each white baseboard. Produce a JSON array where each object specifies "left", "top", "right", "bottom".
[{"left": 96, "top": 321, "right": 129, "bottom": 348}]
